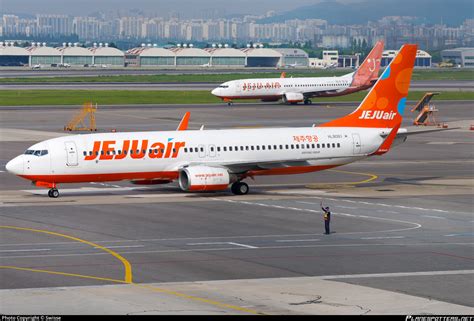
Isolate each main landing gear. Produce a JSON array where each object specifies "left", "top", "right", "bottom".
[
  {"left": 48, "top": 188, "right": 59, "bottom": 198},
  {"left": 231, "top": 181, "right": 249, "bottom": 195},
  {"left": 304, "top": 98, "right": 312, "bottom": 105}
]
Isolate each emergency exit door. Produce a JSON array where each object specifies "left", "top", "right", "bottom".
[
  {"left": 65, "top": 141, "right": 78, "bottom": 166},
  {"left": 352, "top": 133, "right": 361, "bottom": 154}
]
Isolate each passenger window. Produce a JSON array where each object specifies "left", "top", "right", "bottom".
[
  {"left": 280, "top": 145, "right": 283, "bottom": 149},
  {"left": 117, "top": 150, "right": 121, "bottom": 155},
  {"left": 229, "top": 146, "right": 233, "bottom": 151},
  {"left": 296, "top": 144, "right": 300, "bottom": 149},
  {"left": 262, "top": 146, "right": 265, "bottom": 150},
  {"left": 240, "top": 146, "right": 244, "bottom": 151},
  {"left": 256, "top": 146, "right": 260, "bottom": 151},
  {"left": 306, "top": 144, "right": 310, "bottom": 149},
  {"left": 200, "top": 147, "right": 204, "bottom": 152},
  {"left": 130, "top": 150, "right": 133, "bottom": 154},
  {"left": 322, "top": 144, "right": 325, "bottom": 148},
  {"left": 332, "top": 143, "right": 336, "bottom": 148},
  {"left": 245, "top": 146, "right": 249, "bottom": 151},
  {"left": 291, "top": 144, "right": 294, "bottom": 149},
  {"left": 106, "top": 151, "right": 110, "bottom": 155},
  {"left": 251, "top": 146, "right": 254, "bottom": 150},
  {"left": 274, "top": 145, "right": 277, "bottom": 150},
  {"left": 217, "top": 147, "right": 221, "bottom": 152},
  {"left": 184, "top": 148, "right": 188, "bottom": 153},
  {"left": 101, "top": 151, "right": 104, "bottom": 155},
  {"left": 223, "top": 147, "right": 227, "bottom": 151},
  {"left": 337, "top": 143, "right": 340, "bottom": 148},
  {"left": 312, "top": 144, "right": 315, "bottom": 148},
  {"left": 83, "top": 151, "right": 87, "bottom": 156}
]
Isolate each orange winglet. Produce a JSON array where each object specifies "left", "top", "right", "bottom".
[
  {"left": 177, "top": 112, "right": 190, "bottom": 131},
  {"left": 280, "top": 72, "right": 286, "bottom": 78}
]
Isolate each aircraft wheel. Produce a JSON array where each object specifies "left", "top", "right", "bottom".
[
  {"left": 231, "top": 182, "right": 249, "bottom": 195},
  {"left": 48, "top": 188, "right": 59, "bottom": 198}
]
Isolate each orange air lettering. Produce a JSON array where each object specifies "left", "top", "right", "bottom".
[
  {"left": 164, "top": 141, "right": 174, "bottom": 158},
  {"left": 84, "top": 141, "right": 101, "bottom": 160},
  {"left": 149, "top": 142, "right": 165, "bottom": 158},
  {"left": 131, "top": 139, "right": 148, "bottom": 159},
  {"left": 99, "top": 140, "right": 115, "bottom": 160},
  {"left": 172, "top": 142, "right": 186, "bottom": 158}
]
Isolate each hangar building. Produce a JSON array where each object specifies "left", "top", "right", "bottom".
[
  {"left": 0, "top": 43, "right": 29, "bottom": 66},
  {"left": 382, "top": 49, "right": 432, "bottom": 67}
]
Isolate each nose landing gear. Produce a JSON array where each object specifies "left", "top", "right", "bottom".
[{"left": 48, "top": 188, "right": 59, "bottom": 198}]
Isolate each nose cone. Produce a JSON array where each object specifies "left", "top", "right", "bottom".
[
  {"left": 6, "top": 155, "right": 24, "bottom": 175},
  {"left": 211, "top": 88, "right": 220, "bottom": 96}
]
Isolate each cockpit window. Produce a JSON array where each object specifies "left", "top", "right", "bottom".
[
  {"left": 218, "top": 85, "right": 229, "bottom": 88},
  {"left": 24, "top": 149, "right": 48, "bottom": 156}
]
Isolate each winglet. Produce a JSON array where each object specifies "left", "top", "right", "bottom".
[
  {"left": 177, "top": 112, "right": 190, "bottom": 131},
  {"left": 280, "top": 72, "right": 286, "bottom": 78},
  {"left": 371, "top": 123, "right": 401, "bottom": 156}
]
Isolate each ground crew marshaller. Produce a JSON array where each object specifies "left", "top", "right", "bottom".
[{"left": 321, "top": 202, "right": 331, "bottom": 234}]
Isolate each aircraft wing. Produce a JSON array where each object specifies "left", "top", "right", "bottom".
[{"left": 179, "top": 156, "right": 351, "bottom": 174}]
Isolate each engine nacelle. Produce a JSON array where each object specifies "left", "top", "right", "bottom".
[
  {"left": 179, "top": 166, "right": 230, "bottom": 192},
  {"left": 284, "top": 92, "right": 304, "bottom": 103}
]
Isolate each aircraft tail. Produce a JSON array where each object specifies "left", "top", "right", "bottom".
[
  {"left": 320, "top": 44, "right": 418, "bottom": 129},
  {"left": 349, "top": 40, "right": 384, "bottom": 88}
]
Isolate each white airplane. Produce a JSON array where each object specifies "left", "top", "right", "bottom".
[
  {"left": 31, "top": 64, "right": 42, "bottom": 69},
  {"left": 7, "top": 44, "right": 421, "bottom": 198},
  {"left": 212, "top": 41, "right": 384, "bottom": 105},
  {"left": 282, "top": 62, "right": 302, "bottom": 68}
]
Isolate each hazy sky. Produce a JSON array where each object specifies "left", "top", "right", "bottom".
[{"left": 1, "top": 0, "right": 341, "bottom": 17}]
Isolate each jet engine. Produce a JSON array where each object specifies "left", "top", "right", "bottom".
[
  {"left": 178, "top": 166, "right": 232, "bottom": 192},
  {"left": 283, "top": 92, "right": 304, "bottom": 103}
]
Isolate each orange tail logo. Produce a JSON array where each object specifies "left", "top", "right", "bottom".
[
  {"left": 321, "top": 44, "right": 418, "bottom": 129},
  {"left": 350, "top": 40, "right": 384, "bottom": 87}
]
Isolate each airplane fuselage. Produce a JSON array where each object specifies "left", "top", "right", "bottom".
[{"left": 8, "top": 126, "right": 387, "bottom": 185}]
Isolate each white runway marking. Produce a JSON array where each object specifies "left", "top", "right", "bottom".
[
  {"left": 276, "top": 239, "right": 320, "bottom": 243},
  {"left": 93, "top": 245, "right": 144, "bottom": 249},
  {"left": 187, "top": 242, "right": 258, "bottom": 249},
  {"left": 0, "top": 248, "right": 50, "bottom": 253},
  {"left": 2, "top": 243, "right": 472, "bottom": 260},
  {"left": 360, "top": 236, "right": 405, "bottom": 240},
  {"left": 320, "top": 269, "right": 474, "bottom": 280},
  {"left": 422, "top": 215, "right": 447, "bottom": 219}
]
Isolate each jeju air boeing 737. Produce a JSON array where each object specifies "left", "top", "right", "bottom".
[
  {"left": 211, "top": 40, "right": 384, "bottom": 105},
  {"left": 7, "top": 44, "right": 418, "bottom": 198}
]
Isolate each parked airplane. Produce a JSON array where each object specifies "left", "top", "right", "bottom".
[
  {"left": 7, "top": 44, "right": 420, "bottom": 198},
  {"left": 211, "top": 41, "right": 384, "bottom": 105}
]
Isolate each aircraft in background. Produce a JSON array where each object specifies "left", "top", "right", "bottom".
[
  {"left": 283, "top": 62, "right": 303, "bottom": 68},
  {"left": 200, "top": 62, "right": 211, "bottom": 67},
  {"left": 31, "top": 64, "right": 42, "bottom": 69},
  {"left": 7, "top": 44, "right": 426, "bottom": 198},
  {"left": 212, "top": 40, "right": 384, "bottom": 105}
]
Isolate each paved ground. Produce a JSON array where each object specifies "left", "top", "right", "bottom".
[
  {"left": 0, "top": 102, "right": 472, "bottom": 314},
  {"left": 0, "top": 80, "right": 472, "bottom": 92}
]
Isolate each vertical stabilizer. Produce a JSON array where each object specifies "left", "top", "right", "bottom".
[
  {"left": 320, "top": 44, "right": 417, "bottom": 129},
  {"left": 350, "top": 40, "right": 384, "bottom": 88}
]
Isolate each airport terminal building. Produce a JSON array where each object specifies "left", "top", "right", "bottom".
[{"left": 441, "top": 47, "right": 474, "bottom": 68}]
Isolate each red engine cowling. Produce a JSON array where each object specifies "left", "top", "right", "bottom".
[{"left": 178, "top": 166, "right": 230, "bottom": 192}]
